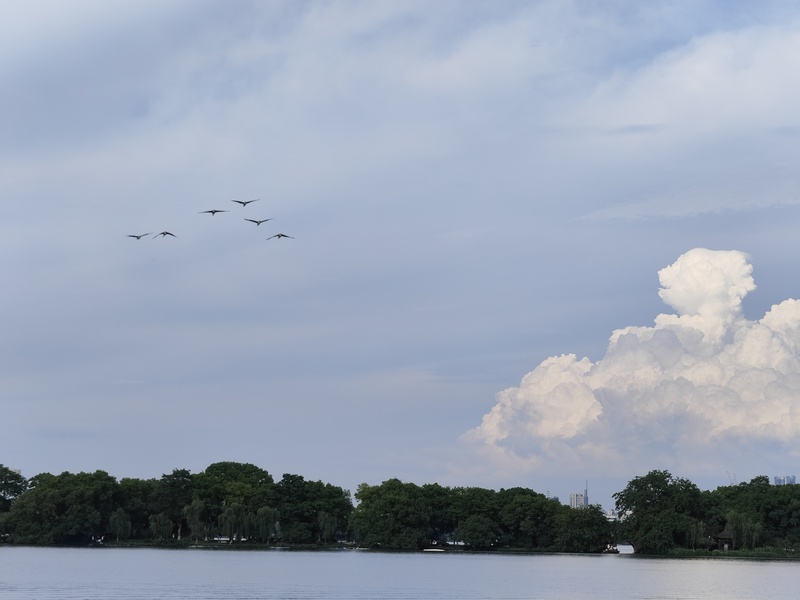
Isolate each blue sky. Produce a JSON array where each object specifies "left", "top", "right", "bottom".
[{"left": 3, "top": 1, "right": 800, "bottom": 509}]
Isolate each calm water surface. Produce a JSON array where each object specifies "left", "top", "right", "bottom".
[{"left": 1, "top": 546, "right": 797, "bottom": 599}]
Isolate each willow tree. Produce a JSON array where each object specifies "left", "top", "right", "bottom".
[
  {"left": 219, "top": 502, "right": 246, "bottom": 542},
  {"left": 183, "top": 499, "right": 206, "bottom": 543},
  {"left": 317, "top": 510, "right": 336, "bottom": 543},
  {"left": 256, "top": 506, "right": 279, "bottom": 542},
  {"left": 109, "top": 508, "right": 131, "bottom": 542},
  {"left": 149, "top": 513, "right": 173, "bottom": 541}
]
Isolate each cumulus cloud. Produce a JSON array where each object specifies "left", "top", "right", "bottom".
[{"left": 465, "top": 248, "right": 800, "bottom": 475}]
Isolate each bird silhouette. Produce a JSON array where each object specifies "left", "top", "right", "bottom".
[
  {"left": 199, "top": 209, "right": 229, "bottom": 215},
  {"left": 154, "top": 231, "right": 177, "bottom": 238},
  {"left": 245, "top": 218, "right": 272, "bottom": 226},
  {"left": 267, "top": 233, "right": 294, "bottom": 240},
  {"left": 127, "top": 233, "right": 151, "bottom": 239},
  {"left": 232, "top": 199, "right": 260, "bottom": 207}
]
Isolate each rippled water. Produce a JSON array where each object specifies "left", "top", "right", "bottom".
[{"left": 1, "top": 546, "right": 798, "bottom": 599}]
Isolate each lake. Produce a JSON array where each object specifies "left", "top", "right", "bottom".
[{"left": 1, "top": 545, "right": 797, "bottom": 599}]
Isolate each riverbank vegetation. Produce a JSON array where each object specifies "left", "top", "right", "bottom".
[
  {"left": 614, "top": 469, "right": 800, "bottom": 556},
  {"left": 3, "top": 464, "right": 800, "bottom": 555}
]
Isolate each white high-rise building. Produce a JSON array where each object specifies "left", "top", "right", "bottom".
[{"left": 570, "top": 482, "right": 589, "bottom": 509}]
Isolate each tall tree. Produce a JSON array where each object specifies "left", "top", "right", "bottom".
[
  {"left": 0, "top": 465, "right": 27, "bottom": 513},
  {"left": 553, "top": 504, "right": 612, "bottom": 553},
  {"left": 255, "top": 506, "right": 279, "bottom": 542},
  {"left": 219, "top": 502, "right": 246, "bottom": 542},
  {"left": 614, "top": 470, "right": 703, "bottom": 554},
  {"left": 150, "top": 469, "right": 194, "bottom": 540},
  {"left": 497, "top": 488, "right": 560, "bottom": 549},
  {"left": 183, "top": 499, "right": 206, "bottom": 543},
  {"left": 118, "top": 477, "right": 157, "bottom": 539},
  {"left": 351, "top": 479, "right": 432, "bottom": 550},
  {"left": 193, "top": 462, "right": 273, "bottom": 535}
]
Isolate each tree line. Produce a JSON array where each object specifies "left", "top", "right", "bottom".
[
  {"left": 4, "top": 463, "right": 800, "bottom": 554},
  {"left": 0, "top": 462, "right": 352, "bottom": 546},
  {"left": 0, "top": 462, "right": 612, "bottom": 551}
]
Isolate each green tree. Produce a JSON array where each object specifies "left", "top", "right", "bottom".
[
  {"left": 273, "top": 474, "right": 352, "bottom": 544},
  {"left": 109, "top": 507, "right": 131, "bottom": 542},
  {"left": 553, "top": 504, "right": 612, "bottom": 553},
  {"left": 421, "top": 483, "right": 454, "bottom": 545},
  {"left": 685, "top": 518, "right": 706, "bottom": 550},
  {"left": 193, "top": 462, "right": 274, "bottom": 536},
  {"left": 183, "top": 499, "right": 206, "bottom": 543},
  {"left": 317, "top": 510, "right": 336, "bottom": 543},
  {"left": 455, "top": 515, "right": 500, "bottom": 548},
  {"left": 219, "top": 502, "right": 246, "bottom": 542},
  {"left": 0, "top": 465, "right": 27, "bottom": 513},
  {"left": 118, "top": 477, "right": 157, "bottom": 539},
  {"left": 451, "top": 487, "right": 497, "bottom": 518},
  {"left": 614, "top": 470, "right": 703, "bottom": 554},
  {"left": 351, "top": 479, "right": 432, "bottom": 550},
  {"left": 255, "top": 506, "right": 279, "bottom": 542},
  {"left": 149, "top": 512, "right": 173, "bottom": 541},
  {"left": 150, "top": 469, "right": 194, "bottom": 540},
  {"left": 497, "top": 488, "right": 559, "bottom": 549},
  {"left": 3, "top": 471, "right": 118, "bottom": 544}
]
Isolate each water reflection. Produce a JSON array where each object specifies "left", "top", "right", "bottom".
[{"left": 0, "top": 546, "right": 797, "bottom": 600}]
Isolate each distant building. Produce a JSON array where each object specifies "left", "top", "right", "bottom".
[
  {"left": 774, "top": 475, "right": 796, "bottom": 485},
  {"left": 570, "top": 493, "right": 585, "bottom": 509},
  {"left": 570, "top": 481, "right": 589, "bottom": 509}
]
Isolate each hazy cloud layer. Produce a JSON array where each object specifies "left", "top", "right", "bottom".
[
  {"left": 466, "top": 249, "right": 800, "bottom": 478},
  {"left": 4, "top": 2, "right": 800, "bottom": 506}
]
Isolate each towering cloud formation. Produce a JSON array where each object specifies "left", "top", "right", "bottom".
[{"left": 466, "top": 249, "right": 800, "bottom": 475}]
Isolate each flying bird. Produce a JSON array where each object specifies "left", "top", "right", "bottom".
[
  {"left": 127, "top": 233, "right": 151, "bottom": 239},
  {"left": 199, "top": 209, "right": 229, "bottom": 215},
  {"left": 153, "top": 231, "right": 177, "bottom": 238},
  {"left": 245, "top": 218, "right": 272, "bottom": 226},
  {"left": 267, "top": 233, "right": 294, "bottom": 240},
  {"left": 232, "top": 199, "right": 260, "bottom": 207}
]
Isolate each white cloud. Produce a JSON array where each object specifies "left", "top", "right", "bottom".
[
  {"left": 573, "top": 21, "right": 800, "bottom": 219},
  {"left": 464, "top": 248, "right": 800, "bottom": 477},
  {"left": 580, "top": 24, "right": 800, "bottom": 134}
]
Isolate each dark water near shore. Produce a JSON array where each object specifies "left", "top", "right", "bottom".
[{"left": 1, "top": 545, "right": 797, "bottom": 599}]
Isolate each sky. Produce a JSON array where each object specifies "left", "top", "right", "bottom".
[{"left": 3, "top": 0, "right": 800, "bottom": 511}]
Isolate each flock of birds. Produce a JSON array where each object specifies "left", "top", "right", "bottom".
[{"left": 127, "top": 199, "right": 294, "bottom": 241}]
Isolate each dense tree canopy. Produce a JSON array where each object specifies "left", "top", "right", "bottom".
[
  {"left": 2, "top": 471, "right": 117, "bottom": 544},
  {"left": 4, "top": 463, "right": 800, "bottom": 555},
  {"left": 351, "top": 479, "right": 612, "bottom": 552},
  {"left": 613, "top": 469, "right": 800, "bottom": 554},
  {"left": 0, "top": 462, "right": 349, "bottom": 546}
]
